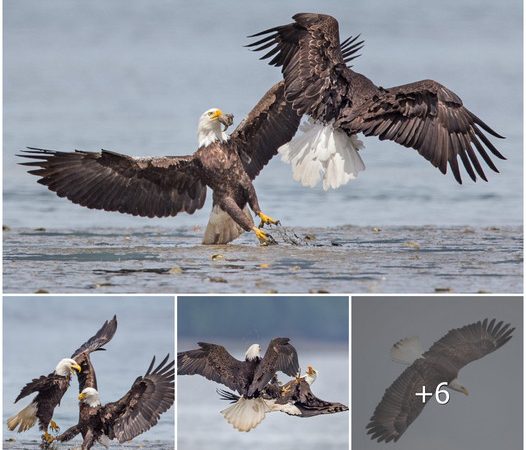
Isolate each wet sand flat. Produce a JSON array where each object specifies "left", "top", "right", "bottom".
[{"left": 3, "top": 225, "right": 522, "bottom": 294}]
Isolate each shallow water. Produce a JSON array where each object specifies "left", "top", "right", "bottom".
[
  {"left": 3, "top": 439, "right": 173, "bottom": 449},
  {"left": 3, "top": 225, "right": 522, "bottom": 293},
  {"left": 3, "top": 0, "right": 523, "bottom": 233}
]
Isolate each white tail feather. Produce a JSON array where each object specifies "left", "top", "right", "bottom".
[
  {"left": 202, "top": 205, "right": 253, "bottom": 245},
  {"left": 7, "top": 402, "right": 38, "bottom": 432},
  {"left": 220, "top": 397, "right": 270, "bottom": 432},
  {"left": 279, "top": 120, "right": 365, "bottom": 190},
  {"left": 391, "top": 336, "right": 424, "bottom": 365},
  {"left": 269, "top": 400, "right": 302, "bottom": 416}
]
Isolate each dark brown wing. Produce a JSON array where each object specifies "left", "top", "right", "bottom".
[
  {"left": 13, "top": 374, "right": 70, "bottom": 431},
  {"left": 343, "top": 80, "right": 505, "bottom": 183},
  {"left": 247, "top": 337, "right": 299, "bottom": 396},
  {"left": 248, "top": 14, "right": 357, "bottom": 121},
  {"left": 177, "top": 342, "right": 247, "bottom": 393},
  {"left": 423, "top": 318, "right": 514, "bottom": 372},
  {"left": 71, "top": 315, "right": 118, "bottom": 392},
  {"left": 250, "top": 14, "right": 505, "bottom": 184},
  {"left": 18, "top": 147, "right": 207, "bottom": 217},
  {"left": 282, "top": 379, "right": 348, "bottom": 417},
  {"left": 366, "top": 359, "right": 442, "bottom": 443},
  {"left": 230, "top": 81, "right": 301, "bottom": 180},
  {"left": 103, "top": 355, "right": 174, "bottom": 443}
]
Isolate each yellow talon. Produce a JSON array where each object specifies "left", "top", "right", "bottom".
[
  {"left": 281, "top": 384, "right": 292, "bottom": 395},
  {"left": 42, "top": 432, "right": 55, "bottom": 444},
  {"left": 257, "top": 212, "right": 280, "bottom": 228},
  {"left": 49, "top": 420, "right": 60, "bottom": 433}
]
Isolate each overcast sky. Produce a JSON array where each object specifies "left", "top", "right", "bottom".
[{"left": 352, "top": 296, "right": 522, "bottom": 450}]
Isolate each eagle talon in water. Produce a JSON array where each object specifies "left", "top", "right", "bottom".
[
  {"left": 252, "top": 227, "right": 277, "bottom": 245},
  {"left": 42, "top": 432, "right": 54, "bottom": 444}
]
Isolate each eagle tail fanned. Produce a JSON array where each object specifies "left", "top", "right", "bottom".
[
  {"left": 220, "top": 396, "right": 270, "bottom": 432},
  {"left": 7, "top": 402, "right": 38, "bottom": 432}
]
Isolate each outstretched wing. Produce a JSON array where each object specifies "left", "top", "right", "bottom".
[
  {"left": 230, "top": 81, "right": 301, "bottom": 180},
  {"left": 18, "top": 147, "right": 207, "bottom": 217},
  {"left": 178, "top": 342, "right": 246, "bottom": 393},
  {"left": 282, "top": 379, "right": 348, "bottom": 417},
  {"left": 249, "top": 13, "right": 505, "bottom": 184},
  {"left": 248, "top": 13, "right": 349, "bottom": 119},
  {"left": 366, "top": 359, "right": 441, "bottom": 443},
  {"left": 343, "top": 80, "right": 505, "bottom": 183},
  {"left": 14, "top": 373, "right": 64, "bottom": 403},
  {"left": 248, "top": 337, "right": 299, "bottom": 396},
  {"left": 104, "top": 355, "right": 174, "bottom": 443},
  {"left": 71, "top": 315, "right": 118, "bottom": 392},
  {"left": 424, "top": 318, "right": 514, "bottom": 371}
]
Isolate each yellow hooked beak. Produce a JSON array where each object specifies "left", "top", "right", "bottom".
[
  {"left": 78, "top": 392, "right": 86, "bottom": 401},
  {"left": 210, "top": 109, "right": 223, "bottom": 120},
  {"left": 72, "top": 363, "right": 82, "bottom": 373}
]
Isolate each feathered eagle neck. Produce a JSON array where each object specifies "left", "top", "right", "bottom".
[{"left": 197, "top": 111, "right": 229, "bottom": 148}]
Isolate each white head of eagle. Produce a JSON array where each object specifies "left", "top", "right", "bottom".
[
  {"left": 78, "top": 387, "right": 102, "bottom": 407},
  {"left": 54, "top": 358, "right": 82, "bottom": 377},
  {"left": 244, "top": 344, "right": 261, "bottom": 361},
  {"left": 197, "top": 108, "right": 232, "bottom": 148}
]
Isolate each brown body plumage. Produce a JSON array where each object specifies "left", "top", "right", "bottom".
[{"left": 249, "top": 13, "right": 506, "bottom": 184}]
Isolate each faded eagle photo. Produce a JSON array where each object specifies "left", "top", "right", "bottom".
[
  {"left": 3, "top": 296, "right": 175, "bottom": 450},
  {"left": 352, "top": 296, "right": 522, "bottom": 450},
  {"left": 3, "top": 0, "right": 522, "bottom": 294},
  {"left": 177, "top": 296, "right": 349, "bottom": 450}
]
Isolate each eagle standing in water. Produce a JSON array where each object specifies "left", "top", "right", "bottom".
[
  {"left": 7, "top": 315, "right": 117, "bottom": 445},
  {"left": 53, "top": 354, "right": 174, "bottom": 449},
  {"left": 178, "top": 338, "right": 300, "bottom": 431},
  {"left": 248, "top": 13, "right": 506, "bottom": 190},
  {"left": 18, "top": 82, "right": 300, "bottom": 245}
]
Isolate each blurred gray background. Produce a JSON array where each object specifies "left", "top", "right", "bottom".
[
  {"left": 178, "top": 296, "right": 349, "bottom": 450},
  {"left": 3, "top": 0, "right": 522, "bottom": 230},
  {"left": 352, "top": 296, "right": 522, "bottom": 450},
  {"left": 3, "top": 296, "right": 175, "bottom": 444}
]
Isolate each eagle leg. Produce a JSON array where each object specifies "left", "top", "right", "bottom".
[
  {"left": 281, "top": 384, "right": 292, "bottom": 395},
  {"left": 252, "top": 227, "right": 277, "bottom": 246},
  {"left": 49, "top": 420, "right": 60, "bottom": 433},
  {"left": 257, "top": 211, "right": 280, "bottom": 228}
]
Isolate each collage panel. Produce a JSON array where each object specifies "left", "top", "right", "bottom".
[
  {"left": 352, "top": 296, "right": 523, "bottom": 450},
  {"left": 177, "top": 296, "right": 349, "bottom": 450},
  {"left": 3, "top": 296, "right": 175, "bottom": 450}
]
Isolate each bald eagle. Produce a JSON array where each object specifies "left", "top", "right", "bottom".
[
  {"left": 7, "top": 315, "right": 117, "bottom": 444},
  {"left": 249, "top": 13, "right": 505, "bottom": 190},
  {"left": 367, "top": 318, "right": 514, "bottom": 443},
  {"left": 178, "top": 338, "right": 299, "bottom": 431},
  {"left": 217, "top": 365, "right": 348, "bottom": 431},
  {"left": 18, "top": 82, "right": 299, "bottom": 245},
  {"left": 53, "top": 354, "right": 174, "bottom": 449}
]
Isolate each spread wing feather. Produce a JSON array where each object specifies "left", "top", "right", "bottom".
[
  {"left": 18, "top": 148, "right": 207, "bottom": 217},
  {"left": 423, "top": 318, "right": 514, "bottom": 372},
  {"left": 247, "top": 337, "right": 299, "bottom": 396},
  {"left": 14, "top": 374, "right": 66, "bottom": 404},
  {"left": 249, "top": 13, "right": 505, "bottom": 183},
  {"left": 71, "top": 315, "right": 118, "bottom": 392},
  {"left": 104, "top": 355, "right": 174, "bottom": 443},
  {"left": 177, "top": 343, "right": 246, "bottom": 393},
  {"left": 230, "top": 81, "right": 301, "bottom": 179}
]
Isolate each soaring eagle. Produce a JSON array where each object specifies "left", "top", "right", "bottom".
[
  {"left": 7, "top": 315, "right": 117, "bottom": 444},
  {"left": 367, "top": 318, "right": 514, "bottom": 443},
  {"left": 248, "top": 13, "right": 505, "bottom": 190},
  {"left": 217, "top": 365, "right": 348, "bottom": 431},
  {"left": 178, "top": 338, "right": 300, "bottom": 431},
  {"left": 53, "top": 354, "right": 174, "bottom": 449},
  {"left": 18, "top": 82, "right": 299, "bottom": 245}
]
